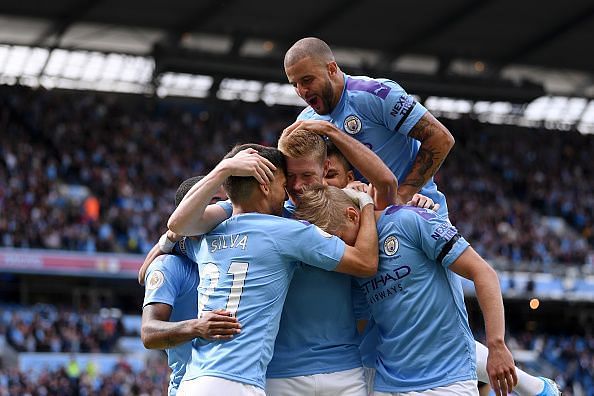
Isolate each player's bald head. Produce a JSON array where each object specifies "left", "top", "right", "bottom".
[{"left": 284, "top": 37, "right": 335, "bottom": 68}]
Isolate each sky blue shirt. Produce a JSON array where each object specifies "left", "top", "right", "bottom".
[
  {"left": 266, "top": 201, "right": 363, "bottom": 378},
  {"left": 178, "top": 213, "right": 346, "bottom": 389},
  {"left": 143, "top": 254, "right": 199, "bottom": 396},
  {"left": 356, "top": 205, "right": 476, "bottom": 392},
  {"left": 298, "top": 73, "right": 448, "bottom": 215}
]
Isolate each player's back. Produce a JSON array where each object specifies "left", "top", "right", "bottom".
[
  {"left": 267, "top": 266, "right": 362, "bottom": 377},
  {"left": 360, "top": 205, "right": 475, "bottom": 391},
  {"left": 180, "top": 212, "right": 345, "bottom": 389},
  {"left": 267, "top": 200, "right": 362, "bottom": 378}
]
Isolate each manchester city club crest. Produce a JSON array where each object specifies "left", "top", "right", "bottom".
[
  {"left": 383, "top": 235, "right": 399, "bottom": 256},
  {"left": 147, "top": 270, "right": 165, "bottom": 290},
  {"left": 343, "top": 115, "right": 362, "bottom": 134}
]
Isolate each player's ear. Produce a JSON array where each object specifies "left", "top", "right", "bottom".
[
  {"left": 345, "top": 206, "right": 359, "bottom": 225},
  {"left": 323, "top": 159, "right": 330, "bottom": 177},
  {"left": 259, "top": 182, "right": 270, "bottom": 196},
  {"left": 327, "top": 61, "right": 338, "bottom": 76},
  {"left": 346, "top": 170, "right": 355, "bottom": 184}
]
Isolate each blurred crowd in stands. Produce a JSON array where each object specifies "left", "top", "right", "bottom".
[
  {"left": 537, "top": 334, "right": 594, "bottom": 395},
  {"left": 1, "top": 323, "right": 592, "bottom": 394},
  {"left": 0, "top": 356, "right": 167, "bottom": 395},
  {"left": 0, "top": 85, "right": 592, "bottom": 268},
  {"left": 442, "top": 121, "right": 592, "bottom": 269},
  {"left": 2, "top": 304, "right": 126, "bottom": 353},
  {"left": 0, "top": 85, "right": 293, "bottom": 255},
  {"left": 506, "top": 332, "right": 593, "bottom": 396},
  {"left": 0, "top": 302, "right": 590, "bottom": 394}
]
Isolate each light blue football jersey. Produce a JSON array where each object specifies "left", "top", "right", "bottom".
[
  {"left": 358, "top": 318, "right": 378, "bottom": 369},
  {"left": 267, "top": 200, "right": 363, "bottom": 378},
  {"left": 298, "top": 73, "right": 448, "bottom": 215},
  {"left": 179, "top": 213, "right": 346, "bottom": 389},
  {"left": 356, "top": 205, "right": 476, "bottom": 392},
  {"left": 143, "top": 254, "right": 199, "bottom": 396},
  {"left": 217, "top": 199, "right": 293, "bottom": 219}
]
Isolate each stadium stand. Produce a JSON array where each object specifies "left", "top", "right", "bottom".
[
  {"left": 477, "top": 331, "right": 594, "bottom": 396},
  {"left": 0, "top": 354, "right": 168, "bottom": 395},
  {"left": 1, "top": 85, "right": 591, "bottom": 394},
  {"left": 2, "top": 304, "right": 127, "bottom": 353},
  {"left": 467, "top": 303, "right": 594, "bottom": 396},
  {"left": 0, "top": 302, "right": 165, "bottom": 394},
  {"left": 0, "top": 85, "right": 294, "bottom": 255},
  {"left": 0, "top": 2, "right": 593, "bottom": 394},
  {"left": 441, "top": 118, "right": 593, "bottom": 268},
  {"left": 1, "top": 85, "right": 591, "bottom": 270}
]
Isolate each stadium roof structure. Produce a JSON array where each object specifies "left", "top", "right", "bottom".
[{"left": 0, "top": 0, "right": 593, "bottom": 101}]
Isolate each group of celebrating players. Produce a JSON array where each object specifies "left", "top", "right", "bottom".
[{"left": 139, "top": 38, "right": 561, "bottom": 396}]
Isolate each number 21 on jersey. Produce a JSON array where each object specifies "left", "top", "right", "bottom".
[{"left": 198, "top": 261, "right": 248, "bottom": 317}]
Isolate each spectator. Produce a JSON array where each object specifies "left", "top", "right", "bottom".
[
  {"left": 0, "top": 85, "right": 591, "bottom": 269},
  {"left": 2, "top": 305, "right": 127, "bottom": 354},
  {"left": 0, "top": 356, "right": 169, "bottom": 395}
]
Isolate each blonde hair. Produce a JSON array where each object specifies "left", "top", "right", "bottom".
[
  {"left": 277, "top": 129, "right": 327, "bottom": 165},
  {"left": 294, "top": 184, "right": 356, "bottom": 235}
]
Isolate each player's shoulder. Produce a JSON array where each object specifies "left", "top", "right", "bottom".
[
  {"left": 215, "top": 199, "right": 233, "bottom": 217},
  {"left": 255, "top": 214, "right": 319, "bottom": 237},
  {"left": 151, "top": 253, "right": 187, "bottom": 267},
  {"left": 235, "top": 212, "right": 303, "bottom": 229},
  {"left": 381, "top": 205, "right": 440, "bottom": 226},
  {"left": 345, "top": 75, "right": 404, "bottom": 102},
  {"left": 271, "top": 214, "right": 307, "bottom": 228},
  {"left": 297, "top": 106, "right": 319, "bottom": 120},
  {"left": 145, "top": 255, "right": 186, "bottom": 290},
  {"left": 150, "top": 253, "right": 197, "bottom": 275}
]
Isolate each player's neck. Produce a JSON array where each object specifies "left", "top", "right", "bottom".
[
  {"left": 232, "top": 200, "right": 273, "bottom": 216},
  {"left": 330, "top": 73, "right": 345, "bottom": 111}
]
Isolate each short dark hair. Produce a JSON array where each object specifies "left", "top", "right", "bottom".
[
  {"left": 222, "top": 144, "right": 286, "bottom": 203},
  {"left": 175, "top": 176, "right": 204, "bottom": 207},
  {"left": 284, "top": 37, "right": 335, "bottom": 68},
  {"left": 326, "top": 141, "right": 352, "bottom": 172}
]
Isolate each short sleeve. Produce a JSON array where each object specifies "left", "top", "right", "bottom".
[
  {"left": 396, "top": 207, "right": 469, "bottom": 268},
  {"left": 366, "top": 80, "right": 427, "bottom": 135},
  {"left": 216, "top": 200, "right": 233, "bottom": 218},
  {"left": 296, "top": 107, "right": 315, "bottom": 121},
  {"left": 273, "top": 220, "right": 346, "bottom": 271},
  {"left": 143, "top": 256, "right": 182, "bottom": 308}
]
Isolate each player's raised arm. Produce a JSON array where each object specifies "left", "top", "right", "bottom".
[
  {"left": 334, "top": 191, "right": 378, "bottom": 276},
  {"left": 399, "top": 112, "right": 454, "bottom": 204},
  {"left": 283, "top": 121, "right": 398, "bottom": 209},
  {"left": 137, "top": 229, "right": 182, "bottom": 285},
  {"left": 168, "top": 148, "right": 276, "bottom": 236},
  {"left": 138, "top": 242, "right": 163, "bottom": 285},
  {"left": 448, "top": 248, "right": 517, "bottom": 396}
]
